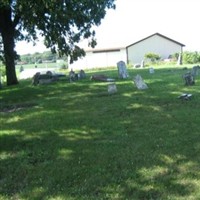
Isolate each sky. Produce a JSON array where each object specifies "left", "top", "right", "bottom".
[{"left": 16, "top": 0, "right": 200, "bottom": 55}]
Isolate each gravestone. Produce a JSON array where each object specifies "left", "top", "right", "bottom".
[
  {"left": 32, "top": 72, "right": 41, "bottom": 86},
  {"left": 177, "top": 52, "right": 182, "bottom": 65},
  {"left": 32, "top": 71, "right": 58, "bottom": 86},
  {"left": 191, "top": 65, "right": 200, "bottom": 77},
  {"left": 183, "top": 72, "right": 195, "bottom": 86},
  {"left": 90, "top": 74, "right": 115, "bottom": 82},
  {"left": 19, "top": 66, "right": 24, "bottom": 72},
  {"left": 141, "top": 60, "right": 145, "bottom": 68},
  {"left": 108, "top": 83, "right": 117, "bottom": 94},
  {"left": 117, "top": 61, "right": 128, "bottom": 79},
  {"left": 69, "top": 69, "right": 78, "bottom": 82},
  {"left": 149, "top": 67, "right": 154, "bottom": 74},
  {"left": 134, "top": 63, "right": 140, "bottom": 68},
  {"left": 133, "top": 74, "right": 148, "bottom": 90},
  {"left": 78, "top": 69, "right": 86, "bottom": 79}
]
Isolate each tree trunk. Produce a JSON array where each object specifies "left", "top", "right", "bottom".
[
  {"left": 2, "top": 31, "right": 18, "bottom": 86},
  {"left": 0, "top": 7, "right": 18, "bottom": 86}
]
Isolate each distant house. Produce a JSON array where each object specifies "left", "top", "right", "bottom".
[
  {"left": 69, "top": 33, "right": 185, "bottom": 69},
  {"left": 126, "top": 33, "right": 185, "bottom": 65}
]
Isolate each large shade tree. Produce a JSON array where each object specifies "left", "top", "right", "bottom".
[{"left": 0, "top": 0, "right": 115, "bottom": 86}]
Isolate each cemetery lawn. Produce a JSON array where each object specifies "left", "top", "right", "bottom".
[{"left": 1, "top": 65, "right": 200, "bottom": 200}]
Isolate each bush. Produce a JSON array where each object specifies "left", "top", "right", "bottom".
[
  {"left": 145, "top": 52, "right": 161, "bottom": 63},
  {"left": 182, "top": 51, "right": 200, "bottom": 64}
]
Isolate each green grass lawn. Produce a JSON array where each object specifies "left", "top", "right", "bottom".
[{"left": 1, "top": 65, "right": 200, "bottom": 200}]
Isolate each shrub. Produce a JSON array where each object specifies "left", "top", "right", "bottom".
[
  {"left": 182, "top": 51, "right": 200, "bottom": 64},
  {"left": 145, "top": 52, "right": 161, "bottom": 63}
]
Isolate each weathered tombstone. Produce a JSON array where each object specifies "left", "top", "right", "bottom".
[
  {"left": 39, "top": 79, "right": 54, "bottom": 85},
  {"left": 191, "top": 65, "right": 200, "bottom": 77},
  {"left": 177, "top": 52, "right": 182, "bottom": 65},
  {"left": 149, "top": 67, "right": 154, "bottom": 74},
  {"left": 108, "top": 83, "right": 117, "bottom": 94},
  {"left": 183, "top": 72, "right": 195, "bottom": 86},
  {"left": 79, "top": 69, "right": 86, "bottom": 79},
  {"left": 19, "top": 66, "right": 24, "bottom": 72},
  {"left": 133, "top": 74, "right": 148, "bottom": 90},
  {"left": 32, "top": 72, "right": 41, "bottom": 86},
  {"left": 69, "top": 69, "right": 78, "bottom": 82},
  {"left": 134, "top": 63, "right": 140, "bottom": 68},
  {"left": 141, "top": 60, "right": 145, "bottom": 68},
  {"left": 117, "top": 61, "right": 128, "bottom": 79},
  {"left": 90, "top": 74, "right": 115, "bottom": 82}
]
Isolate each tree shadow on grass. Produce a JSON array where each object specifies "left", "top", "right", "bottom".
[{"left": 1, "top": 67, "right": 200, "bottom": 199}]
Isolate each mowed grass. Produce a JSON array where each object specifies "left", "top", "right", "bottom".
[{"left": 0, "top": 65, "right": 200, "bottom": 200}]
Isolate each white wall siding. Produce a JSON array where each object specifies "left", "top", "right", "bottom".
[
  {"left": 69, "top": 48, "right": 127, "bottom": 70},
  {"left": 127, "top": 35, "right": 183, "bottom": 65}
]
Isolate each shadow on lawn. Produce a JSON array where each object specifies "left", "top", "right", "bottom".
[{"left": 1, "top": 67, "right": 200, "bottom": 199}]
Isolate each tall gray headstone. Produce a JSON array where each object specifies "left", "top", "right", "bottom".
[
  {"left": 117, "top": 61, "right": 128, "bottom": 79},
  {"left": 191, "top": 65, "right": 200, "bottom": 77},
  {"left": 177, "top": 52, "right": 182, "bottom": 65}
]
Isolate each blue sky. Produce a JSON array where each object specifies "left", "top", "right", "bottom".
[{"left": 16, "top": 0, "right": 200, "bottom": 54}]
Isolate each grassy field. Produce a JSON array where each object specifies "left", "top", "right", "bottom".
[{"left": 0, "top": 64, "right": 200, "bottom": 200}]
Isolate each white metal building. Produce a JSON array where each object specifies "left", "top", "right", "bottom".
[
  {"left": 68, "top": 33, "right": 185, "bottom": 69},
  {"left": 69, "top": 47, "right": 127, "bottom": 70},
  {"left": 126, "top": 33, "right": 185, "bottom": 65}
]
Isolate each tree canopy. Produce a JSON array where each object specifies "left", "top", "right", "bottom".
[{"left": 0, "top": 0, "right": 115, "bottom": 85}]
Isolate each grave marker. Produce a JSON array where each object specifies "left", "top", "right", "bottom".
[{"left": 117, "top": 61, "right": 128, "bottom": 79}]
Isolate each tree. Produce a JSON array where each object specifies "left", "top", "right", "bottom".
[
  {"left": 144, "top": 52, "right": 161, "bottom": 63},
  {"left": 0, "top": 0, "right": 115, "bottom": 86}
]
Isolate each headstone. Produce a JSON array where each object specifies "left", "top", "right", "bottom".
[
  {"left": 191, "top": 65, "right": 200, "bottom": 77},
  {"left": 177, "top": 52, "right": 182, "bottom": 65},
  {"left": 117, "top": 61, "right": 128, "bottom": 79},
  {"left": 90, "top": 74, "right": 114, "bottom": 82},
  {"left": 19, "top": 66, "right": 24, "bottom": 72},
  {"left": 79, "top": 69, "right": 86, "bottom": 79},
  {"left": 69, "top": 69, "right": 77, "bottom": 82},
  {"left": 141, "top": 60, "right": 145, "bottom": 68},
  {"left": 32, "top": 72, "right": 41, "bottom": 86},
  {"left": 32, "top": 71, "right": 58, "bottom": 86},
  {"left": 149, "top": 67, "right": 154, "bottom": 74},
  {"left": 133, "top": 74, "right": 148, "bottom": 90},
  {"left": 39, "top": 79, "right": 54, "bottom": 84},
  {"left": 134, "top": 63, "right": 141, "bottom": 68},
  {"left": 183, "top": 72, "right": 195, "bottom": 86},
  {"left": 108, "top": 83, "right": 117, "bottom": 94}
]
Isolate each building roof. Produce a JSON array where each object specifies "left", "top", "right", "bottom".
[
  {"left": 126, "top": 32, "right": 185, "bottom": 48},
  {"left": 85, "top": 46, "right": 126, "bottom": 53}
]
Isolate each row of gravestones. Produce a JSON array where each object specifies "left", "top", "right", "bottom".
[
  {"left": 32, "top": 69, "right": 86, "bottom": 85},
  {"left": 117, "top": 61, "right": 200, "bottom": 87},
  {"left": 106, "top": 61, "right": 148, "bottom": 94},
  {"left": 31, "top": 59, "right": 199, "bottom": 89},
  {"left": 114, "top": 61, "right": 200, "bottom": 93}
]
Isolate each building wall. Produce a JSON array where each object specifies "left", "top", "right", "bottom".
[
  {"left": 127, "top": 35, "right": 183, "bottom": 65},
  {"left": 69, "top": 48, "right": 127, "bottom": 70}
]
